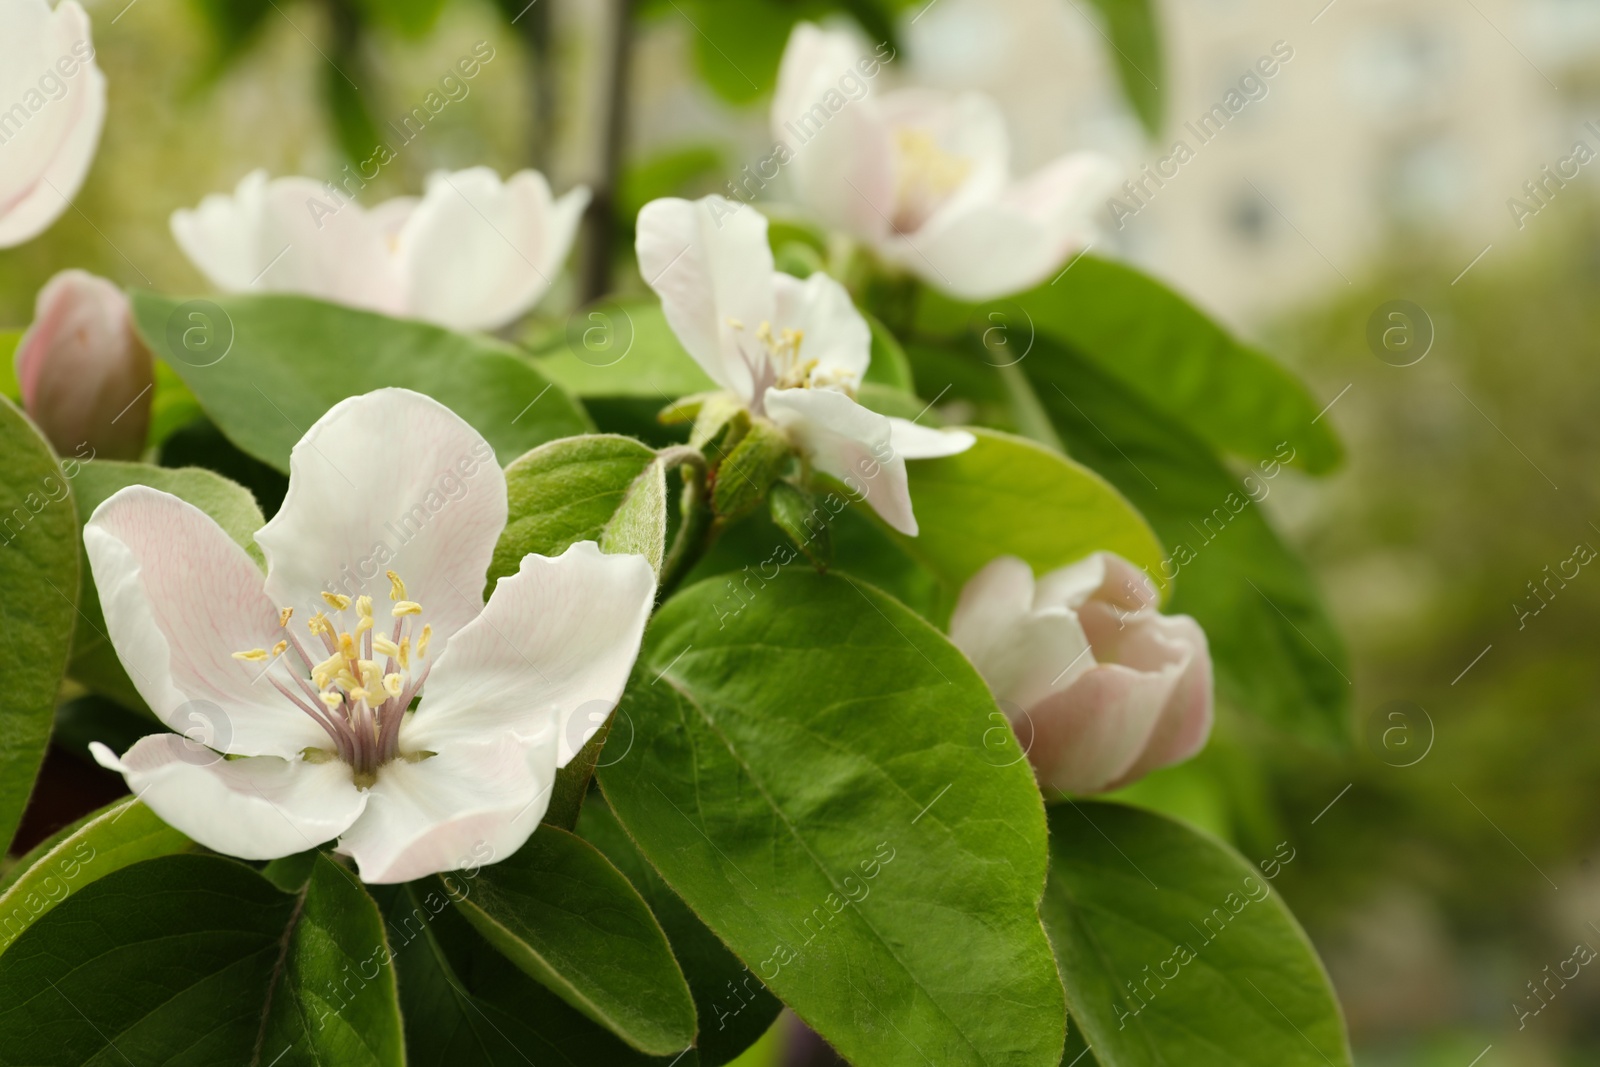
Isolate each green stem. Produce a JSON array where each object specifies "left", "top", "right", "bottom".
[{"left": 659, "top": 458, "right": 718, "bottom": 598}]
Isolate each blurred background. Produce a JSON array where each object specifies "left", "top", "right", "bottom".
[{"left": 5, "top": 0, "right": 1599, "bottom": 1062}]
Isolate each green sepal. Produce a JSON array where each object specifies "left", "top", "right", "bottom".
[
  {"left": 768, "top": 481, "right": 831, "bottom": 570},
  {"left": 710, "top": 418, "right": 792, "bottom": 521}
]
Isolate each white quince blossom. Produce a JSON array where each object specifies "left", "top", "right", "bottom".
[
  {"left": 770, "top": 22, "right": 1117, "bottom": 300},
  {"left": 0, "top": 0, "right": 106, "bottom": 248},
  {"left": 950, "top": 553, "right": 1213, "bottom": 795},
  {"left": 86, "top": 388, "right": 655, "bottom": 883},
  {"left": 171, "top": 166, "right": 589, "bottom": 332},
  {"left": 637, "top": 194, "right": 974, "bottom": 536}
]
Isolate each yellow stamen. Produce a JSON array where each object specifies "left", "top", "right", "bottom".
[
  {"left": 386, "top": 571, "right": 407, "bottom": 601},
  {"left": 338, "top": 632, "right": 358, "bottom": 660},
  {"left": 320, "top": 691, "right": 343, "bottom": 708},
  {"left": 383, "top": 673, "right": 405, "bottom": 698},
  {"left": 272, "top": 640, "right": 287, "bottom": 658},
  {"left": 355, "top": 614, "right": 375, "bottom": 637},
  {"left": 307, "top": 611, "right": 332, "bottom": 638},
  {"left": 232, "top": 648, "right": 269, "bottom": 662},
  {"left": 279, "top": 607, "right": 294, "bottom": 628},
  {"left": 373, "top": 635, "right": 401, "bottom": 661},
  {"left": 392, "top": 601, "right": 423, "bottom": 617},
  {"left": 417, "top": 624, "right": 433, "bottom": 659},
  {"left": 322, "top": 591, "right": 352, "bottom": 611},
  {"left": 398, "top": 637, "right": 411, "bottom": 669},
  {"left": 349, "top": 687, "right": 370, "bottom": 704}
]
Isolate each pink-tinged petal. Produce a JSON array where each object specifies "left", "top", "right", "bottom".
[
  {"left": 771, "top": 24, "right": 896, "bottom": 244},
  {"left": 893, "top": 152, "right": 1118, "bottom": 300},
  {"left": 949, "top": 556, "right": 1094, "bottom": 712},
  {"left": 407, "top": 541, "right": 656, "bottom": 767},
  {"left": 15, "top": 269, "right": 152, "bottom": 459},
  {"left": 878, "top": 88, "right": 1009, "bottom": 233},
  {"left": 771, "top": 271, "right": 871, "bottom": 387},
  {"left": 1023, "top": 663, "right": 1175, "bottom": 794},
  {"left": 1103, "top": 614, "right": 1214, "bottom": 790},
  {"left": 764, "top": 386, "right": 919, "bottom": 536},
  {"left": 85, "top": 486, "right": 329, "bottom": 757},
  {"left": 337, "top": 735, "right": 559, "bottom": 884},
  {"left": 256, "top": 388, "right": 508, "bottom": 653},
  {"left": 636, "top": 195, "right": 774, "bottom": 401},
  {"left": 887, "top": 417, "right": 975, "bottom": 460},
  {"left": 396, "top": 168, "right": 587, "bottom": 332},
  {"left": 1037, "top": 550, "right": 1157, "bottom": 617},
  {"left": 90, "top": 736, "right": 366, "bottom": 861},
  {"left": 0, "top": 1, "right": 106, "bottom": 248},
  {"left": 170, "top": 171, "right": 402, "bottom": 314}
]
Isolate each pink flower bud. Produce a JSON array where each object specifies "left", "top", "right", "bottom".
[
  {"left": 950, "top": 553, "right": 1214, "bottom": 795},
  {"left": 15, "top": 269, "right": 152, "bottom": 460}
]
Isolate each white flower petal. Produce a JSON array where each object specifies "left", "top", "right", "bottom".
[
  {"left": 879, "top": 88, "right": 1010, "bottom": 233},
  {"left": 765, "top": 386, "right": 919, "bottom": 536},
  {"left": 85, "top": 486, "right": 329, "bottom": 758},
  {"left": 893, "top": 152, "right": 1118, "bottom": 300},
  {"left": 256, "top": 388, "right": 508, "bottom": 652},
  {"left": 949, "top": 556, "right": 1094, "bottom": 711},
  {"left": 1024, "top": 664, "right": 1174, "bottom": 794},
  {"left": 337, "top": 736, "right": 558, "bottom": 884},
  {"left": 887, "top": 417, "right": 975, "bottom": 460},
  {"left": 771, "top": 271, "right": 871, "bottom": 388},
  {"left": 1105, "top": 614, "right": 1213, "bottom": 789},
  {"left": 90, "top": 736, "right": 366, "bottom": 861},
  {"left": 771, "top": 24, "right": 896, "bottom": 243},
  {"left": 636, "top": 195, "right": 775, "bottom": 400},
  {"left": 407, "top": 541, "right": 656, "bottom": 767},
  {"left": 0, "top": 0, "right": 106, "bottom": 248},
  {"left": 396, "top": 167, "right": 586, "bottom": 332},
  {"left": 170, "top": 171, "right": 402, "bottom": 312}
]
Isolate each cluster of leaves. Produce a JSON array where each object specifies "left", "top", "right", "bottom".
[{"left": 0, "top": 202, "right": 1354, "bottom": 1063}]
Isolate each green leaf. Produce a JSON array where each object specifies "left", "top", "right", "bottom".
[
  {"left": 448, "top": 826, "right": 697, "bottom": 1055},
  {"left": 621, "top": 145, "right": 727, "bottom": 225},
  {"left": 0, "top": 397, "right": 79, "bottom": 853},
  {"left": 131, "top": 292, "right": 591, "bottom": 474},
  {"left": 1040, "top": 802, "right": 1351, "bottom": 1067},
  {"left": 1081, "top": 0, "right": 1164, "bottom": 135},
  {"left": 66, "top": 461, "right": 265, "bottom": 713},
  {"left": 599, "top": 569, "right": 1066, "bottom": 1067},
  {"left": 260, "top": 854, "right": 405, "bottom": 1067},
  {"left": 0, "top": 330, "right": 20, "bottom": 403},
  {"left": 529, "top": 301, "right": 717, "bottom": 399},
  {"left": 491, "top": 434, "right": 669, "bottom": 585},
  {"left": 580, "top": 795, "right": 783, "bottom": 1066},
  {"left": 384, "top": 883, "right": 675, "bottom": 1066},
  {"left": 0, "top": 799, "right": 193, "bottom": 954},
  {"left": 919, "top": 257, "right": 1342, "bottom": 473},
  {"left": 864, "top": 313, "right": 915, "bottom": 391},
  {"left": 887, "top": 427, "right": 1165, "bottom": 611},
  {"left": 1025, "top": 339, "right": 1351, "bottom": 742},
  {"left": 0, "top": 854, "right": 298, "bottom": 1063},
  {"left": 354, "top": 0, "right": 450, "bottom": 36}
]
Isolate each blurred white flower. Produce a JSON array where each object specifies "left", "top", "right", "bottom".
[
  {"left": 86, "top": 388, "right": 655, "bottom": 883},
  {"left": 15, "top": 269, "right": 152, "bottom": 459},
  {"left": 0, "top": 0, "right": 106, "bottom": 248},
  {"left": 771, "top": 22, "right": 1116, "bottom": 300},
  {"left": 950, "top": 553, "right": 1213, "bottom": 794},
  {"left": 171, "top": 167, "right": 589, "bottom": 333},
  {"left": 637, "top": 194, "right": 974, "bottom": 536}
]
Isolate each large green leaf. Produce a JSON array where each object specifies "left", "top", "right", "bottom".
[
  {"left": 0, "top": 397, "right": 79, "bottom": 853},
  {"left": 0, "top": 330, "right": 20, "bottom": 402},
  {"left": 1081, "top": 0, "right": 1164, "bottom": 135},
  {"left": 599, "top": 569, "right": 1065, "bottom": 1067},
  {"left": 448, "top": 826, "right": 697, "bottom": 1056},
  {"left": 384, "top": 883, "right": 674, "bottom": 1066},
  {"left": 580, "top": 795, "right": 783, "bottom": 1066},
  {"left": 529, "top": 301, "right": 716, "bottom": 400},
  {"left": 1023, "top": 338, "right": 1349, "bottom": 742},
  {"left": 260, "top": 854, "right": 406, "bottom": 1067},
  {"left": 1041, "top": 802, "right": 1350, "bottom": 1066},
  {"left": 490, "top": 434, "right": 669, "bottom": 585},
  {"left": 887, "top": 427, "right": 1165, "bottom": 612},
  {"left": 0, "top": 799, "right": 193, "bottom": 954},
  {"left": 67, "top": 461, "right": 266, "bottom": 713},
  {"left": 917, "top": 257, "right": 1341, "bottom": 474},
  {"left": 0, "top": 854, "right": 296, "bottom": 1062},
  {"left": 131, "top": 292, "right": 591, "bottom": 473},
  {"left": 0, "top": 852, "right": 406, "bottom": 1066}
]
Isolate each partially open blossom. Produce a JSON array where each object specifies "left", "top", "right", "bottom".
[
  {"left": 171, "top": 167, "right": 589, "bottom": 332},
  {"left": 0, "top": 0, "right": 106, "bottom": 248},
  {"left": 15, "top": 269, "right": 152, "bottom": 459},
  {"left": 636, "top": 194, "right": 973, "bottom": 536},
  {"left": 85, "top": 388, "right": 655, "bottom": 883},
  {"left": 950, "top": 553, "right": 1212, "bottom": 794},
  {"left": 770, "top": 23, "right": 1116, "bottom": 300}
]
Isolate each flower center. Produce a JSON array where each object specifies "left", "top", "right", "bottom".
[
  {"left": 233, "top": 570, "right": 434, "bottom": 787},
  {"left": 727, "top": 318, "right": 855, "bottom": 413},
  {"left": 891, "top": 128, "right": 973, "bottom": 233}
]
